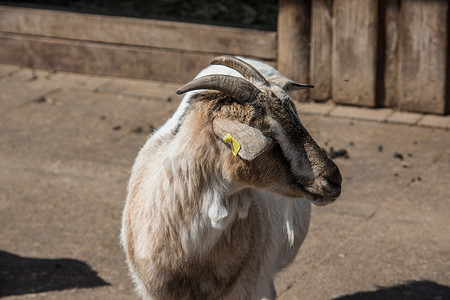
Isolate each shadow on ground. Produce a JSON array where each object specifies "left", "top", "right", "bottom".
[
  {"left": 0, "top": 250, "right": 109, "bottom": 297},
  {"left": 333, "top": 280, "right": 450, "bottom": 300}
]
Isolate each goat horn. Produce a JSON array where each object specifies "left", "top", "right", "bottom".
[
  {"left": 210, "top": 56, "right": 270, "bottom": 87},
  {"left": 176, "top": 75, "right": 262, "bottom": 103}
]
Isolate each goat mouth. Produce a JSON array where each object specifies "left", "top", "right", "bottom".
[
  {"left": 311, "top": 197, "right": 336, "bottom": 206},
  {"left": 298, "top": 186, "right": 337, "bottom": 206}
]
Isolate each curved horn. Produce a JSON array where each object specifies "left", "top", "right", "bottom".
[
  {"left": 176, "top": 75, "right": 262, "bottom": 103},
  {"left": 210, "top": 56, "right": 270, "bottom": 87}
]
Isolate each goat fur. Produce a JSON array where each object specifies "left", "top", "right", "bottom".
[{"left": 121, "top": 58, "right": 316, "bottom": 299}]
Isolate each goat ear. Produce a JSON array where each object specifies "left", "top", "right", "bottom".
[
  {"left": 267, "top": 75, "right": 314, "bottom": 91},
  {"left": 212, "top": 118, "right": 273, "bottom": 161}
]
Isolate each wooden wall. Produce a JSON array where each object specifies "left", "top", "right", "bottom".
[
  {"left": 1, "top": 2, "right": 449, "bottom": 114},
  {"left": 278, "top": 0, "right": 449, "bottom": 114},
  {"left": 0, "top": 5, "right": 276, "bottom": 83}
]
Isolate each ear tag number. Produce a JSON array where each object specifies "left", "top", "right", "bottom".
[{"left": 223, "top": 133, "right": 241, "bottom": 156}]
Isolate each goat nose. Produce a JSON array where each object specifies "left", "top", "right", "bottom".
[{"left": 324, "top": 165, "right": 342, "bottom": 187}]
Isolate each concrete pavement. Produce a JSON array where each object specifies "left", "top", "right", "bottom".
[{"left": 0, "top": 64, "right": 449, "bottom": 299}]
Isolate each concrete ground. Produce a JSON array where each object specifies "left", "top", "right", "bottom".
[{"left": 0, "top": 64, "right": 449, "bottom": 300}]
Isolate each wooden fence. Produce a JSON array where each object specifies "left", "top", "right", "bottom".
[
  {"left": 279, "top": 0, "right": 449, "bottom": 115},
  {"left": 0, "top": 5, "right": 276, "bottom": 83},
  {"left": 0, "top": 1, "right": 449, "bottom": 114}
]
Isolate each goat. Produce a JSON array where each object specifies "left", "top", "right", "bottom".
[{"left": 121, "top": 56, "right": 342, "bottom": 299}]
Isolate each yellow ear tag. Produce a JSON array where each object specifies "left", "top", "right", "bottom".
[{"left": 223, "top": 133, "right": 241, "bottom": 156}]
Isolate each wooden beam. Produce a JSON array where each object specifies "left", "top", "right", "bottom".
[
  {"left": 310, "top": 0, "right": 333, "bottom": 101},
  {"left": 332, "top": 0, "right": 378, "bottom": 107},
  {"left": 277, "top": 0, "right": 311, "bottom": 101},
  {"left": 397, "top": 0, "right": 449, "bottom": 114},
  {"left": 383, "top": 0, "right": 400, "bottom": 108},
  {"left": 0, "top": 33, "right": 214, "bottom": 83},
  {"left": 0, "top": 5, "right": 276, "bottom": 60}
]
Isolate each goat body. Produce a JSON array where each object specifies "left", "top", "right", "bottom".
[{"left": 121, "top": 57, "right": 341, "bottom": 299}]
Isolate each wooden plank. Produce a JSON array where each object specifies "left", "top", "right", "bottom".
[
  {"left": 0, "top": 5, "right": 276, "bottom": 60},
  {"left": 332, "top": 0, "right": 378, "bottom": 107},
  {"left": 383, "top": 0, "right": 400, "bottom": 108},
  {"left": 309, "top": 0, "right": 333, "bottom": 101},
  {"left": 277, "top": 0, "right": 311, "bottom": 102},
  {"left": 0, "top": 33, "right": 214, "bottom": 83},
  {"left": 398, "top": 0, "right": 449, "bottom": 114}
]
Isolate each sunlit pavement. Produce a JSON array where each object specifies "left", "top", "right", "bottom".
[{"left": 1, "top": 64, "right": 449, "bottom": 299}]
